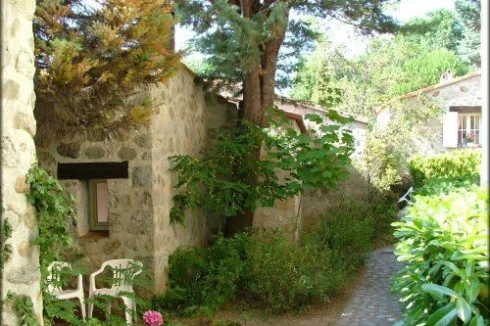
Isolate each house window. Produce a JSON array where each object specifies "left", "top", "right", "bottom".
[
  {"left": 57, "top": 162, "right": 129, "bottom": 236},
  {"left": 89, "top": 179, "right": 109, "bottom": 231},
  {"left": 457, "top": 113, "right": 481, "bottom": 146},
  {"left": 443, "top": 107, "right": 482, "bottom": 148}
]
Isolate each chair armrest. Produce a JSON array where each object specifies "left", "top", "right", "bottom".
[
  {"left": 89, "top": 266, "right": 105, "bottom": 294},
  {"left": 77, "top": 274, "right": 84, "bottom": 294}
]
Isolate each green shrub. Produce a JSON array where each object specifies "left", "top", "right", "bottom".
[
  {"left": 392, "top": 186, "right": 489, "bottom": 325},
  {"left": 156, "top": 224, "right": 373, "bottom": 315},
  {"left": 408, "top": 150, "right": 481, "bottom": 186},
  {"left": 244, "top": 229, "right": 342, "bottom": 313},
  {"left": 415, "top": 175, "right": 479, "bottom": 197},
  {"left": 321, "top": 195, "right": 397, "bottom": 247},
  {"left": 153, "top": 234, "right": 249, "bottom": 316},
  {"left": 320, "top": 207, "right": 373, "bottom": 270}
]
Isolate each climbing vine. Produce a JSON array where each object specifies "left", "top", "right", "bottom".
[
  {"left": 5, "top": 293, "right": 40, "bottom": 326},
  {"left": 26, "top": 165, "right": 82, "bottom": 325}
]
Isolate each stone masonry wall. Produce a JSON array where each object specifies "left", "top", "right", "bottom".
[
  {"left": 150, "top": 71, "right": 238, "bottom": 292},
  {"left": 1, "top": 0, "right": 43, "bottom": 324},
  {"left": 35, "top": 123, "right": 155, "bottom": 284}
]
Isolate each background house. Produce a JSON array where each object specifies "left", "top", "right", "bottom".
[{"left": 376, "top": 71, "right": 482, "bottom": 155}]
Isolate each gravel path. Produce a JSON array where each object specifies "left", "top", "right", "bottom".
[{"left": 336, "top": 246, "right": 404, "bottom": 326}]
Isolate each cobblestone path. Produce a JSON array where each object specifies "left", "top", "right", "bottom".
[{"left": 336, "top": 246, "right": 404, "bottom": 326}]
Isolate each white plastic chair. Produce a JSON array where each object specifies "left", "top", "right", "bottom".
[
  {"left": 398, "top": 186, "right": 414, "bottom": 204},
  {"left": 88, "top": 259, "right": 143, "bottom": 324},
  {"left": 47, "top": 261, "right": 86, "bottom": 321}
]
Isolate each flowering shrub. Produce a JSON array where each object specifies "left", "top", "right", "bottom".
[{"left": 143, "top": 311, "right": 164, "bottom": 326}]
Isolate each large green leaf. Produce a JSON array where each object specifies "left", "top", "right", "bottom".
[
  {"left": 422, "top": 284, "right": 458, "bottom": 298},
  {"left": 456, "top": 297, "right": 471, "bottom": 323},
  {"left": 425, "top": 303, "right": 458, "bottom": 326}
]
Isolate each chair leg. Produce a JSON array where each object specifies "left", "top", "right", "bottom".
[
  {"left": 87, "top": 300, "right": 93, "bottom": 319},
  {"left": 133, "top": 300, "right": 137, "bottom": 321},
  {"left": 121, "top": 297, "right": 134, "bottom": 325},
  {"left": 78, "top": 296, "right": 86, "bottom": 321},
  {"left": 106, "top": 300, "right": 112, "bottom": 317}
]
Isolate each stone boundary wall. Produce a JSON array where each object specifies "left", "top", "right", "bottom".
[
  {"left": 1, "top": 0, "right": 43, "bottom": 323},
  {"left": 303, "top": 163, "right": 370, "bottom": 231}
]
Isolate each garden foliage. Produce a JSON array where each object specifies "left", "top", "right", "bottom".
[
  {"left": 408, "top": 149, "right": 481, "bottom": 186},
  {"left": 155, "top": 219, "right": 375, "bottom": 316},
  {"left": 25, "top": 166, "right": 152, "bottom": 325},
  {"left": 392, "top": 186, "right": 489, "bottom": 325},
  {"left": 170, "top": 109, "right": 354, "bottom": 224}
]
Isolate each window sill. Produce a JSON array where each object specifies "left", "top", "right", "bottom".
[{"left": 80, "top": 231, "right": 110, "bottom": 239}]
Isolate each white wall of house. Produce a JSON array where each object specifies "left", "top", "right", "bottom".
[{"left": 481, "top": 1, "right": 488, "bottom": 185}]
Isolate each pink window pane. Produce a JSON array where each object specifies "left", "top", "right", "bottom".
[{"left": 96, "top": 182, "right": 109, "bottom": 223}]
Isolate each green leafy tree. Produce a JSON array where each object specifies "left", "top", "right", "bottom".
[
  {"left": 175, "top": 0, "right": 399, "bottom": 231},
  {"left": 170, "top": 109, "right": 354, "bottom": 235},
  {"left": 455, "top": 0, "right": 481, "bottom": 67},
  {"left": 177, "top": 0, "right": 398, "bottom": 126},
  {"left": 34, "top": 0, "right": 181, "bottom": 138},
  {"left": 292, "top": 33, "right": 470, "bottom": 119},
  {"left": 400, "top": 9, "right": 463, "bottom": 53},
  {"left": 397, "top": 48, "right": 469, "bottom": 94}
]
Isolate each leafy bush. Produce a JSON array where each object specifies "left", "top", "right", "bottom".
[
  {"left": 392, "top": 186, "right": 489, "bottom": 325},
  {"left": 408, "top": 150, "right": 481, "bottom": 186},
  {"left": 170, "top": 110, "right": 354, "bottom": 224},
  {"left": 321, "top": 195, "right": 397, "bottom": 247},
  {"left": 319, "top": 201, "right": 374, "bottom": 266},
  {"left": 154, "top": 234, "right": 249, "bottom": 316},
  {"left": 244, "top": 229, "right": 342, "bottom": 313},
  {"left": 415, "top": 175, "right": 479, "bottom": 197},
  {"left": 155, "top": 224, "right": 374, "bottom": 315}
]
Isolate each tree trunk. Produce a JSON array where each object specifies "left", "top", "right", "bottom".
[{"left": 224, "top": 6, "right": 290, "bottom": 237}]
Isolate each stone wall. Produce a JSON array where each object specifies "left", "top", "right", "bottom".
[
  {"left": 36, "top": 123, "right": 155, "bottom": 287},
  {"left": 1, "top": 0, "right": 43, "bottom": 324},
  {"left": 149, "top": 70, "right": 238, "bottom": 292},
  {"left": 302, "top": 162, "right": 370, "bottom": 231},
  {"left": 35, "top": 67, "right": 238, "bottom": 294}
]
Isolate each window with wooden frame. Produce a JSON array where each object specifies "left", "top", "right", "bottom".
[
  {"left": 57, "top": 162, "right": 129, "bottom": 236},
  {"left": 443, "top": 107, "right": 482, "bottom": 148},
  {"left": 457, "top": 113, "right": 481, "bottom": 146},
  {"left": 89, "top": 179, "right": 109, "bottom": 231}
]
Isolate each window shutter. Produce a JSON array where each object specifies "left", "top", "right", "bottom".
[{"left": 443, "top": 112, "right": 458, "bottom": 148}]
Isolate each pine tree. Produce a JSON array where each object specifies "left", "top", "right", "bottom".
[
  {"left": 34, "top": 0, "right": 181, "bottom": 136},
  {"left": 455, "top": 0, "right": 481, "bottom": 67},
  {"left": 400, "top": 9, "right": 463, "bottom": 53},
  {"left": 176, "top": 0, "right": 398, "bottom": 234}
]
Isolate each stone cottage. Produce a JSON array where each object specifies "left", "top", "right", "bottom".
[
  {"left": 376, "top": 71, "right": 483, "bottom": 155},
  {"left": 36, "top": 63, "right": 351, "bottom": 294},
  {"left": 34, "top": 66, "right": 370, "bottom": 292},
  {"left": 34, "top": 65, "right": 242, "bottom": 293}
]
